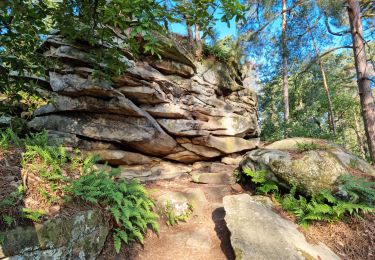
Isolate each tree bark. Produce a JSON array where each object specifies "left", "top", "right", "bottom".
[
  {"left": 305, "top": 18, "right": 337, "bottom": 134},
  {"left": 282, "top": 0, "right": 289, "bottom": 125},
  {"left": 184, "top": 15, "right": 193, "bottom": 43},
  {"left": 354, "top": 113, "right": 367, "bottom": 158},
  {"left": 347, "top": 0, "right": 375, "bottom": 163},
  {"left": 194, "top": 23, "right": 203, "bottom": 59}
]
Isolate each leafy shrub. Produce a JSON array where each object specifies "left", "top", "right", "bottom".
[
  {"left": 0, "top": 128, "right": 49, "bottom": 149},
  {"left": 66, "top": 168, "right": 159, "bottom": 253},
  {"left": 203, "top": 36, "right": 243, "bottom": 68}
]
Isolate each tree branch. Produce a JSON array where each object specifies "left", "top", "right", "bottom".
[
  {"left": 245, "top": 0, "right": 308, "bottom": 41},
  {"left": 324, "top": 14, "right": 350, "bottom": 36},
  {"left": 319, "top": 45, "right": 353, "bottom": 59},
  {"left": 297, "top": 46, "right": 353, "bottom": 76}
]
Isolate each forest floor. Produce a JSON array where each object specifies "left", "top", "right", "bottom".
[
  {"left": 99, "top": 174, "right": 375, "bottom": 260},
  {"left": 1, "top": 146, "right": 374, "bottom": 260}
]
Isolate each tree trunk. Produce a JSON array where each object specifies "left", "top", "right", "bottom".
[
  {"left": 184, "top": 15, "right": 193, "bottom": 43},
  {"left": 354, "top": 113, "right": 367, "bottom": 158},
  {"left": 305, "top": 18, "right": 337, "bottom": 134},
  {"left": 194, "top": 23, "right": 202, "bottom": 59},
  {"left": 282, "top": 0, "right": 289, "bottom": 125},
  {"left": 347, "top": 0, "right": 375, "bottom": 163}
]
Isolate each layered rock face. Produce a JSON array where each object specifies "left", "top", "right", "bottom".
[{"left": 28, "top": 34, "right": 259, "bottom": 180}]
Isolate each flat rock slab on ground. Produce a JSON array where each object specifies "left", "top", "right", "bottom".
[
  {"left": 223, "top": 194, "right": 340, "bottom": 260},
  {"left": 191, "top": 172, "right": 233, "bottom": 185}
]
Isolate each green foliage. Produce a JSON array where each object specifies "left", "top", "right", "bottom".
[
  {"left": 21, "top": 130, "right": 98, "bottom": 183},
  {"left": 295, "top": 142, "right": 321, "bottom": 152},
  {"left": 24, "top": 130, "right": 50, "bottom": 147},
  {"left": 237, "top": 166, "right": 374, "bottom": 227},
  {"left": 259, "top": 51, "right": 366, "bottom": 158},
  {"left": 336, "top": 174, "right": 375, "bottom": 205},
  {"left": 67, "top": 168, "right": 159, "bottom": 253},
  {"left": 0, "top": 128, "right": 23, "bottom": 149},
  {"left": 242, "top": 168, "right": 279, "bottom": 194},
  {"left": 278, "top": 184, "right": 373, "bottom": 228},
  {"left": 22, "top": 208, "right": 46, "bottom": 223},
  {"left": 22, "top": 145, "right": 69, "bottom": 182},
  {"left": 0, "top": 129, "right": 159, "bottom": 253},
  {"left": 203, "top": 36, "right": 240, "bottom": 62},
  {"left": 203, "top": 35, "right": 245, "bottom": 79},
  {"left": 1, "top": 0, "right": 246, "bottom": 99},
  {"left": 2, "top": 215, "right": 13, "bottom": 227},
  {"left": 162, "top": 200, "right": 193, "bottom": 226},
  {"left": 0, "top": 128, "right": 50, "bottom": 149},
  {"left": 0, "top": 184, "right": 25, "bottom": 228}
]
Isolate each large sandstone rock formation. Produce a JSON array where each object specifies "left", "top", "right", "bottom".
[
  {"left": 240, "top": 138, "right": 375, "bottom": 195},
  {"left": 28, "top": 34, "right": 259, "bottom": 181}
]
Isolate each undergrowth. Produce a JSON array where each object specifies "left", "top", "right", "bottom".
[
  {"left": 67, "top": 168, "right": 159, "bottom": 253},
  {"left": 295, "top": 142, "right": 322, "bottom": 152},
  {"left": 237, "top": 168, "right": 374, "bottom": 228},
  {"left": 162, "top": 200, "right": 193, "bottom": 226},
  {"left": 0, "top": 128, "right": 159, "bottom": 253}
]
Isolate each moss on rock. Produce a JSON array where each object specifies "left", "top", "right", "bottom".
[{"left": 0, "top": 210, "right": 109, "bottom": 259}]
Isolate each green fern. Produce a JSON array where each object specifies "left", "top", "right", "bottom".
[
  {"left": 238, "top": 164, "right": 374, "bottom": 227},
  {"left": 242, "top": 168, "right": 279, "bottom": 194},
  {"left": 0, "top": 128, "right": 22, "bottom": 148},
  {"left": 0, "top": 129, "right": 157, "bottom": 252},
  {"left": 336, "top": 174, "right": 375, "bottom": 205},
  {"left": 67, "top": 167, "right": 159, "bottom": 253},
  {"left": 24, "top": 131, "right": 49, "bottom": 147},
  {"left": 21, "top": 143, "right": 73, "bottom": 182},
  {"left": 22, "top": 208, "right": 46, "bottom": 222},
  {"left": 278, "top": 184, "right": 374, "bottom": 227},
  {"left": 2, "top": 215, "right": 13, "bottom": 227}
]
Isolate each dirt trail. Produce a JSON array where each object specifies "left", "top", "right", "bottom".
[{"left": 135, "top": 176, "right": 238, "bottom": 260}]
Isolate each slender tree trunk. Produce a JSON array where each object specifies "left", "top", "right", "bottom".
[
  {"left": 347, "top": 0, "right": 375, "bottom": 163},
  {"left": 305, "top": 18, "right": 337, "bottom": 134},
  {"left": 354, "top": 113, "right": 367, "bottom": 158},
  {"left": 194, "top": 23, "right": 203, "bottom": 59},
  {"left": 184, "top": 15, "right": 193, "bottom": 43},
  {"left": 187, "top": 24, "right": 193, "bottom": 43},
  {"left": 281, "top": 0, "right": 289, "bottom": 125}
]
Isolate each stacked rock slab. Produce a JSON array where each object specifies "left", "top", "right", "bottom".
[{"left": 28, "top": 34, "right": 259, "bottom": 181}]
